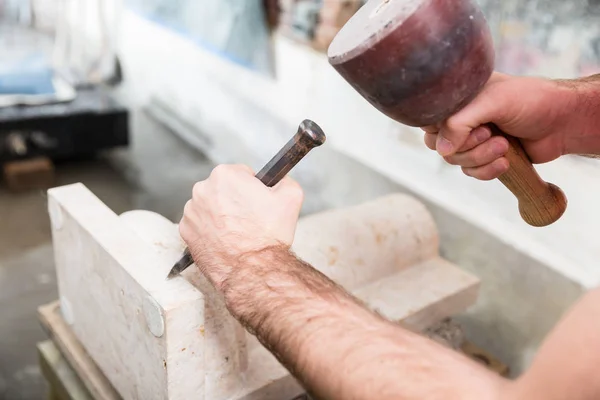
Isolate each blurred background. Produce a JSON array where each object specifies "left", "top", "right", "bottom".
[{"left": 1, "top": 0, "right": 600, "bottom": 398}]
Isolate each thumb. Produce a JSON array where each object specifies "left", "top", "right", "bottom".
[
  {"left": 436, "top": 77, "right": 512, "bottom": 157},
  {"left": 272, "top": 176, "right": 304, "bottom": 203}
]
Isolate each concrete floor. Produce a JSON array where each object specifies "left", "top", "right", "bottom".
[{"left": 0, "top": 110, "right": 215, "bottom": 399}]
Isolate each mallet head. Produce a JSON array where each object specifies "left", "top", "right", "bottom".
[{"left": 328, "top": 0, "right": 495, "bottom": 127}]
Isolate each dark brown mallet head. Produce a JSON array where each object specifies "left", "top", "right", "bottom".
[
  {"left": 327, "top": 0, "right": 568, "bottom": 227},
  {"left": 328, "top": 0, "right": 495, "bottom": 127}
]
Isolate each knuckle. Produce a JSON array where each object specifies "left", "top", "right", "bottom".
[
  {"left": 462, "top": 144, "right": 499, "bottom": 168},
  {"left": 234, "top": 164, "right": 254, "bottom": 174},
  {"left": 470, "top": 151, "right": 490, "bottom": 166},
  {"left": 178, "top": 216, "right": 190, "bottom": 239},
  {"left": 192, "top": 182, "right": 204, "bottom": 199},
  {"left": 183, "top": 199, "right": 194, "bottom": 215},
  {"left": 287, "top": 181, "right": 304, "bottom": 201},
  {"left": 211, "top": 164, "right": 234, "bottom": 179},
  {"left": 476, "top": 168, "right": 497, "bottom": 181},
  {"left": 211, "top": 164, "right": 227, "bottom": 176},
  {"left": 182, "top": 200, "right": 196, "bottom": 219},
  {"left": 444, "top": 116, "right": 464, "bottom": 134}
]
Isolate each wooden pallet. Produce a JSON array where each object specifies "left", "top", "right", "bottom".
[
  {"left": 38, "top": 301, "right": 121, "bottom": 400},
  {"left": 38, "top": 340, "right": 93, "bottom": 400},
  {"left": 38, "top": 301, "right": 314, "bottom": 400},
  {"left": 39, "top": 300, "right": 508, "bottom": 400}
]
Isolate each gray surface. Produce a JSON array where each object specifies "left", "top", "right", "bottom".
[{"left": 0, "top": 110, "right": 214, "bottom": 400}]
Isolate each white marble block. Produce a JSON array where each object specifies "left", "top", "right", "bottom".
[{"left": 48, "top": 183, "right": 480, "bottom": 400}]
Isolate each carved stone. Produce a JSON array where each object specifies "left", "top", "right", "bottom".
[{"left": 48, "top": 183, "right": 479, "bottom": 399}]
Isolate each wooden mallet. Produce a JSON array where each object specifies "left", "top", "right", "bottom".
[{"left": 328, "top": 0, "right": 567, "bottom": 227}]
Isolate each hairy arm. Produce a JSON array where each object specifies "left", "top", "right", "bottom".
[
  {"left": 558, "top": 73, "right": 600, "bottom": 156},
  {"left": 217, "top": 245, "right": 508, "bottom": 400},
  {"left": 180, "top": 165, "right": 600, "bottom": 400}
]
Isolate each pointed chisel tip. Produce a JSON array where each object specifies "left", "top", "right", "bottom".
[
  {"left": 166, "top": 249, "right": 194, "bottom": 280},
  {"left": 166, "top": 269, "right": 179, "bottom": 280}
]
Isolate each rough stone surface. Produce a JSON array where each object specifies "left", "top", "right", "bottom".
[{"left": 48, "top": 183, "right": 479, "bottom": 399}]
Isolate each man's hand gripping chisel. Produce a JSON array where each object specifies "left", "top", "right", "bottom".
[{"left": 167, "top": 119, "right": 326, "bottom": 279}]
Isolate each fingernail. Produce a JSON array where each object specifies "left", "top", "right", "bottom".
[
  {"left": 474, "top": 127, "right": 490, "bottom": 143},
  {"left": 497, "top": 158, "right": 510, "bottom": 173},
  {"left": 493, "top": 141, "right": 509, "bottom": 156},
  {"left": 437, "top": 136, "right": 454, "bottom": 156}
]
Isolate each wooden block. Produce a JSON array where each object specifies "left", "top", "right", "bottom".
[
  {"left": 37, "top": 339, "right": 94, "bottom": 400},
  {"left": 3, "top": 157, "right": 55, "bottom": 191},
  {"left": 38, "top": 302, "right": 121, "bottom": 400},
  {"left": 48, "top": 185, "right": 480, "bottom": 400}
]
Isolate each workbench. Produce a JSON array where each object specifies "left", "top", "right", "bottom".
[{"left": 0, "top": 88, "right": 128, "bottom": 163}]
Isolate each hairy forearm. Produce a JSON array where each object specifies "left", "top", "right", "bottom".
[
  {"left": 555, "top": 73, "right": 600, "bottom": 156},
  {"left": 219, "top": 246, "right": 509, "bottom": 400}
]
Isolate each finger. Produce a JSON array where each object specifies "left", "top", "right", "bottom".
[
  {"left": 457, "top": 126, "right": 492, "bottom": 152},
  {"left": 272, "top": 176, "right": 304, "bottom": 202},
  {"left": 424, "top": 133, "right": 437, "bottom": 150},
  {"left": 234, "top": 164, "right": 255, "bottom": 175},
  {"left": 462, "top": 157, "right": 510, "bottom": 181},
  {"left": 445, "top": 136, "right": 509, "bottom": 168},
  {"left": 178, "top": 215, "right": 190, "bottom": 239},
  {"left": 179, "top": 202, "right": 197, "bottom": 240},
  {"left": 437, "top": 119, "right": 473, "bottom": 157},
  {"left": 192, "top": 181, "right": 207, "bottom": 201},
  {"left": 210, "top": 164, "right": 254, "bottom": 181},
  {"left": 421, "top": 125, "right": 440, "bottom": 134},
  {"left": 267, "top": 174, "right": 299, "bottom": 189},
  {"left": 438, "top": 77, "right": 514, "bottom": 157},
  {"left": 182, "top": 199, "right": 194, "bottom": 219},
  {"left": 182, "top": 198, "right": 204, "bottom": 222},
  {"left": 278, "top": 175, "right": 298, "bottom": 186},
  {"left": 488, "top": 71, "right": 510, "bottom": 84},
  {"left": 427, "top": 121, "right": 491, "bottom": 154}
]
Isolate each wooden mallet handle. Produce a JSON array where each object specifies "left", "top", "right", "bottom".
[{"left": 489, "top": 124, "right": 567, "bottom": 226}]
